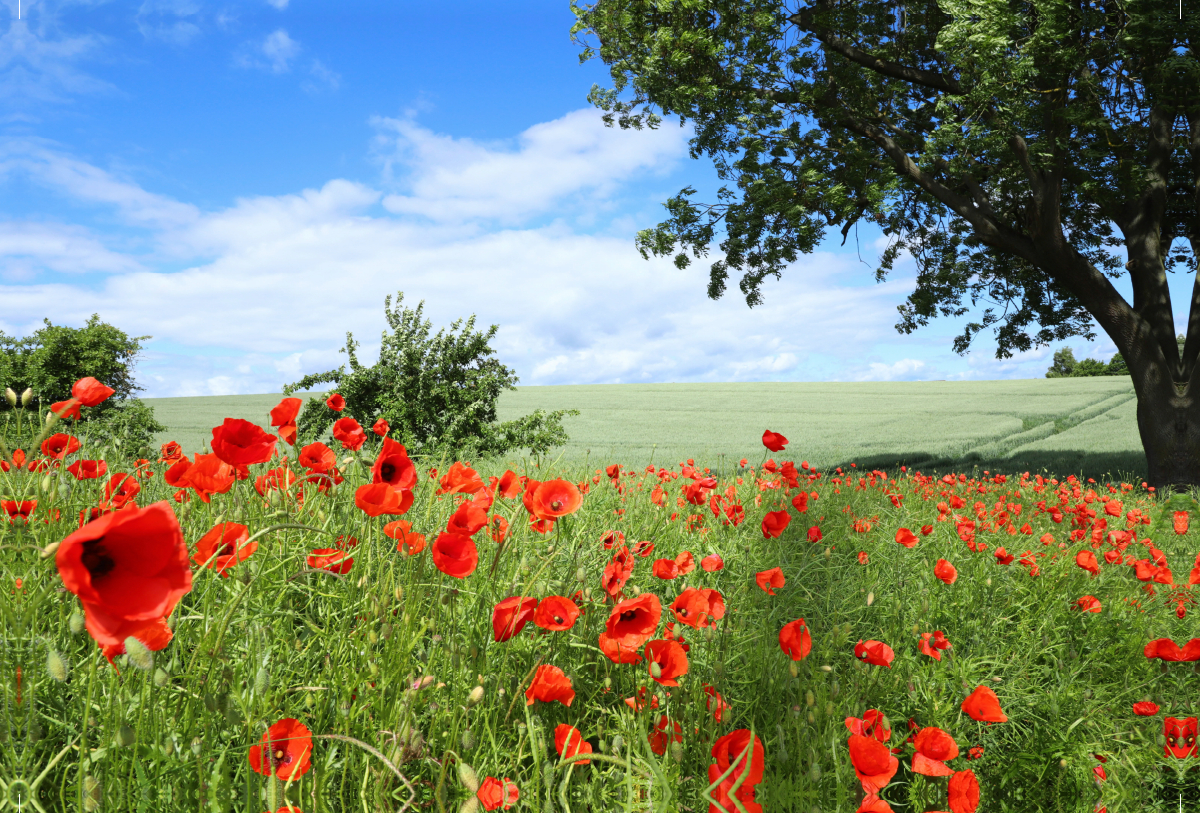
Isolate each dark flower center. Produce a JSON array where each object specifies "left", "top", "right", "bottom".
[
  {"left": 553, "top": 615, "right": 564, "bottom": 624},
  {"left": 381, "top": 462, "right": 396, "bottom": 481},
  {"left": 218, "top": 543, "right": 235, "bottom": 557},
  {"left": 550, "top": 499, "right": 563, "bottom": 511},
  {"left": 620, "top": 610, "right": 637, "bottom": 622},
  {"left": 80, "top": 538, "right": 116, "bottom": 580}
]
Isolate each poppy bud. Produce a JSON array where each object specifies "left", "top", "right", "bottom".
[
  {"left": 41, "top": 474, "right": 52, "bottom": 492},
  {"left": 154, "top": 668, "right": 170, "bottom": 688},
  {"left": 116, "top": 724, "right": 137, "bottom": 748},
  {"left": 4, "top": 387, "right": 15, "bottom": 407},
  {"left": 866, "top": 592, "right": 874, "bottom": 606},
  {"left": 468, "top": 685, "right": 485, "bottom": 706},
  {"left": 713, "top": 663, "right": 724, "bottom": 677},
  {"left": 44, "top": 410, "right": 54, "bottom": 426},
  {"left": 457, "top": 760, "right": 480, "bottom": 793},
  {"left": 163, "top": 736, "right": 175, "bottom": 757},
  {"left": 461, "top": 728, "right": 477, "bottom": 752},
  {"left": 1060, "top": 758, "right": 1067, "bottom": 769},
  {"left": 84, "top": 776, "right": 102, "bottom": 812},
  {"left": 809, "top": 761, "right": 821, "bottom": 781},
  {"left": 805, "top": 690, "right": 815, "bottom": 707},
  {"left": 820, "top": 665, "right": 832, "bottom": 672},
  {"left": 612, "top": 734, "right": 625, "bottom": 754},
  {"left": 124, "top": 637, "right": 154, "bottom": 671},
  {"left": 576, "top": 567, "right": 587, "bottom": 582},
  {"left": 394, "top": 585, "right": 404, "bottom": 601},
  {"left": 459, "top": 797, "right": 481, "bottom": 813},
  {"left": 830, "top": 680, "right": 839, "bottom": 698},
  {"left": 306, "top": 692, "right": 316, "bottom": 708},
  {"left": 807, "top": 712, "right": 815, "bottom": 724},
  {"left": 20, "top": 388, "right": 32, "bottom": 407},
  {"left": 368, "top": 630, "right": 379, "bottom": 644},
  {"left": 650, "top": 662, "right": 663, "bottom": 679},
  {"left": 789, "top": 662, "right": 799, "bottom": 679},
  {"left": 824, "top": 547, "right": 831, "bottom": 558},
  {"left": 191, "top": 736, "right": 203, "bottom": 756},
  {"left": 46, "top": 648, "right": 68, "bottom": 682},
  {"left": 826, "top": 701, "right": 834, "bottom": 717},
  {"left": 670, "top": 742, "right": 684, "bottom": 763}
]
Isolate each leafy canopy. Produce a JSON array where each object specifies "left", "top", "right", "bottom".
[
  {"left": 571, "top": 0, "right": 1200, "bottom": 367},
  {"left": 283, "top": 292, "right": 579, "bottom": 460}
]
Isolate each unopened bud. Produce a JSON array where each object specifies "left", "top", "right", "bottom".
[
  {"left": 650, "top": 662, "right": 663, "bottom": 679},
  {"left": 41, "top": 474, "right": 52, "bottom": 492},
  {"left": 47, "top": 648, "right": 68, "bottom": 682},
  {"left": 4, "top": 387, "right": 15, "bottom": 407},
  {"left": 824, "top": 547, "right": 831, "bottom": 559},
  {"left": 84, "top": 776, "right": 102, "bottom": 811},
  {"left": 866, "top": 592, "right": 874, "bottom": 606},
  {"left": 788, "top": 661, "right": 799, "bottom": 679},
  {"left": 70, "top": 611, "right": 86, "bottom": 635},
  {"left": 394, "top": 586, "right": 404, "bottom": 602},
  {"left": 124, "top": 637, "right": 154, "bottom": 671},
  {"left": 458, "top": 798, "right": 481, "bottom": 813},
  {"left": 461, "top": 728, "right": 478, "bottom": 751},
  {"left": 1060, "top": 758, "right": 1068, "bottom": 769},
  {"left": 819, "top": 665, "right": 832, "bottom": 672},
  {"left": 467, "top": 685, "right": 485, "bottom": 706},
  {"left": 670, "top": 741, "right": 684, "bottom": 763},
  {"left": 154, "top": 668, "right": 170, "bottom": 688},
  {"left": 116, "top": 724, "right": 137, "bottom": 748},
  {"left": 457, "top": 760, "right": 480, "bottom": 793},
  {"left": 20, "top": 388, "right": 32, "bottom": 407},
  {"left": 805, "top": 690, "right": 815, "bottom": 707},
  {"left": 191, "top": 736, "right": 203, "bottom": 755},
  {"left": 255, "top": 666, "right": 270, "bottom": 695}
]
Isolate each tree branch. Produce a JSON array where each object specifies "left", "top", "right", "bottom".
[{"left": 788, "top": 7, "right": 964, "bottom": 95}]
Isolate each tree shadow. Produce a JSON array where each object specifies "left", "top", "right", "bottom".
[{"left": 826, "top": 449, "right": 1149, "bottom": 484}]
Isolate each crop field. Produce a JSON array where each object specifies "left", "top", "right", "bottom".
[{"left": 144, "top": 378, "right": 1145, "bottom": 481}]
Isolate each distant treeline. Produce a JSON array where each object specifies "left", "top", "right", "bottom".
[{"left": 1044, "top": 335, "right": 1189, "bottom": 378}]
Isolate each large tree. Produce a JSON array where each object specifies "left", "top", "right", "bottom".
[{"left": 570, "top": 0, "right": 1200, "bottom": 488}]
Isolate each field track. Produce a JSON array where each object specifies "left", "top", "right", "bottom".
[{"left": 142, "top": 378, "right": 1147, "bottom": 481}]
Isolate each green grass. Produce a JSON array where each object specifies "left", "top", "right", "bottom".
[{"left": 145, "top": 378, "right": 1146, "bottom": 483}]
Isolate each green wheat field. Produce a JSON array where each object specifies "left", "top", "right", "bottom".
[{"left": 144, "top": 378, "right": 1144, "bottom": 481}]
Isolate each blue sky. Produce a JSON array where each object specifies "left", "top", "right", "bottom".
[{"left": 0, "top": 0, "right": 1172, "bottom": 397}]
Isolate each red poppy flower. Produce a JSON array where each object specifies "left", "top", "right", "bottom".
[
  {"left": 325, "top": 393, "right": 345, "bottom": 411},
  {"left": 1144, "top": 638, "right": 1200, "bottom": 662},
  {"left": 961, "top": 685, "right": 1008, "bottom": 723},
  {"left": 2, "top": 448, "right": 27, "bottom": 471},
  {"left": 182, "top": 453, "right": 236, "bottom": 502},
  {"left": 761, "top": 510, "right": 790, "bottom": 539},
  {"left": 934, "top": 559, "right": 958, "bottom": 585},
  {"left": 493, "top": 596, "right": 538, "bottom": 642},
  {"left": 447, "top": 501, "right": 489, "bottom": 537},
  {"left": 41, "top": 433, "right": 81, "bottom": 460},
  {"left": 209, "top": 418, "right": 278, "bottom": 467},
  {"left": 160, "top": 442, "right": 183, "bottom": 463},
  {"left": 632, "top": 540, "right": 655, "bottom": 557},
  {"left": 848, "top": 734, "right": 899, "bottom": 795},
  {"left": 605, "top": 593, "right": 661, "bottom": 650},
  {"left": 644, "top": 638, "right": 688, "bottom": 686},
  {"left": 487, "top": 515, "right": 509, "bottom": 543},
  {"left": 2, "top": 500, "right": 36, "bottom": 524},
  {"left": 528, "top": 479, "right": 583, "bottom": 520},
  {"left": 88, "top": 610, "right": 174, "bottom": 666},
  {"left": 755, "top": 567, "right": 785, "bottom": 595},
  {"left": 1165, "top": 717, "right": 1199, "bottom": 758},
  {"left": 779, "top": 618, "right": 812, "bottom": 660},
  {"left": 307, "top": 548, "right": 353, "bottom": 575},
  {"left": 249, "top": 718, "right": 313, "bottom": 781},
  {"left": 807, "top": 526, "right": 823, "bottom": 543},
  {"left": 1076, "top": 550, "right": 1101, "bottom": 576},
  {"left": 72, "top": 377, "right": 115, "bottom": 407},
  {"left": 918, "top": 630, "right": 953, "bottom": 660},
  {"left": 496, "top": 470, "right": 523, "bottom": 499},
  {"left": 355, "top": 483, "right": 414, "bottom": 517},
  {"left": 298, "top": 442, "right": 336, "bottom": 472},
  {"left": 371, "top": 418, "right": 389, "bottom": 436},
  {"left": 1077, "top": 595, "right": 1102, "bottom": 613},
  {"left": 652, "top": 558, "right": 680, "bottom": 579},
  {"left": 911, "top": 727, "right": 958, "bottom": 776},
  {"left": 648, "top": 715, "right": 683, "bottom": 756},
  {"left": 791, "top": 491, "right": 808, "bottom": 513},
  {"left": 858, "top": 551, "right": 869, "bottom": 565},
  {"left": 525, "top": 664, "right": 574, "bottom": 707},
  {"left": 534, "top": 595, "right": 580, "bottom": 632},
  {"left": 709, "top": 729, "right": 765, "bottom": 813},
  {"left": 994, "top": 546, "right": 1015, "bottom": 565},
  {"left": 431, "top": 532, "right": 478, "bottom": 578},
  {"left": 895, "top": 528, "right": 918, "bottom": 548},
  {"left": 704, "top": 684, "right": 731, "bottom": 721},
  {"left": 701, "top": 553, "right": 724, "bottom": 572},
  {"left": 384, "top": 520, "right": 427, "bottom": 555},
  {"left": 854, "top": 639, "right": 895, "bottom": 668},
  {"left": 51, "top": 398, "right": 82, "bottom": 420},
  {"left": 598, "top": 631, "right": 644, "bottom": 664},
  {"left": 669, "top": 587, "right": 725, "bottom": 629},
  {"left": 762, "top": 430, "right": 788, "bottom": 452},
  {"left": 476, "top": 777, "right": 519, "bottom": 811},
  {"left": 270, "top": 398, "right": 301, "bottom": 445},
  {"left": 554, "top": 723, "right": 592, "bottom": 765},
  {"left": 1133, "top": 701, "right": 1160, "bottom": 716},
  {"left": 438, "top": 461, "right": 485, "bottom": 495},
  {"left": 948, "top": 769, "right": 980, "bottom": 813},
  {"left": 194, "top": 522, "right": 257, "bottom": 576},
  {"left": 163, "top": 457, "right": 192, "bottom": 489},
  {"left": 1176, "top": 511, "right": 1190, "bottom": 535},
  {"left": 845, "top": 709, "right": 891, "bottom": 744},
  {"left": 332, "top": 417, "right": 367, "bottom": 451},
  {"left": 56, "top": 501, "right": 192, "bottom": 627},
  {"left": 104, "top": 472, "right": 141, "bottom": 509}
]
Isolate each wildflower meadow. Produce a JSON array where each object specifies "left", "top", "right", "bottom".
[{"left": 4, "top": 378, "right": 1200, "bottom": 812}]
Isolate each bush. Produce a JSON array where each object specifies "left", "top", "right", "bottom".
[
  {"left": 0, "top": 315, "right": 165, "bottom": 458},
  {"left": 1045, "top": 346, "right": 1131, "bottom": 378},
  {"left": 282, "top": 292, "right": 579, "bottom": 460}
]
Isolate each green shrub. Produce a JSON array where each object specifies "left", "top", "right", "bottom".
[
  {"left": 282, "top": 292, "right": 579, "bottom": 460},
  {"left": 0, "top": 315, "right": 165, "bottom": 459}
]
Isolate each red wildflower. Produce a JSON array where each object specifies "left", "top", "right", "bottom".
[
  {"left": 210, "top": 418, "right": 278, "bottom": 467},
  {"left": 648, "top": 715, "right": 682, "bottom": 756},
  {"left": 1133, "top": 701, "right": 1160, "bottom": 716},
  {"left": 438, "top": 461, "right": 485, "bottom": 495},
  {"left": 270, "top": 397, "right": 302, "bottom": 446},
  {"left": 948, "top": 769, "right": 980, "bottom": 813},
  {"left": 193, "top": 522, "right": 256, "bottom": 576},
  {"left": 934, "top": 559, "right": 958, "bottom": 585},
  {"left": 51, "top": 399, "right": 82, "bottom": 420},
  {"left": 701, "top": 553, "right": 724, "bottom": 572},
  {"left": 72, "top": 377, "right": 115, "bottom": 407},
  {"left": 384, "top": 520, "right": 427, "bottom": 555},
  {"left": 1165, "top": 717, "right": 1198, "bottom": 758},
  {"left": 854, "top": 639, "right": 895, "bottom": 668},
  {"left": 159, "top": 442, "right": 184, "bottom": 463},
  {"left": 307, "top": 548, "right": 353, "bottom": 575},
  {"left": 496, "top": 470, "right": 523, "bottom": 499},
  {"left": 644, "top": 638, "right": 688, "bottom": 686},
  {"left": 182, "top": 453, "right": 236, "bottom": 502},
  {"left": 918, "top": 630, "right": 953, "bottom": 660},
  {"left": 704, "top": 684, "right": 732, "bottom": 722},
  {"left": 332, "top": 417, "right": 367, "bottom": 451},
  {"left": 2, "top": 500, "right": 36, "bottom": 524},
  {"left": 761, "top": 510, "right": 790, "bottom": 539},
  {"left": 447, "top": 501, "right": 489, "bottom": 537},
  {"left": 529, "top": 479, "right": 583, "bottom": 519},
  {"left": 1076, "top": 595, "right": 1102, "bottom": 613},
  {"left": 476, "top": 777, "right": 519, "bottom": 811},
  {"left": 354, "top": 483, "right": 413, "bottom": 517},
  {"left": 912, "top": 727, "right": 959, "bottom": 776},
  {"left": 895, "top": 528, "right": 918, "bottom": 548},
  {"left": 554, "top": 723, "right": 592, "bottom": 766},
  {"left": 248, "top": 718, "right": 313, "bottom": 781},
  {"left": 779, "top": 618, "right": 812, "bottom": 660},
  {"left": 41, "top": 433, "right": 80, "bottom": 460},
  {"left": 605, "top": 593, "right": 661, "bottom": 650},
  {"left": 961, "top": 685, "right": 1008, "bottom": 723},
  {"left": 493, "top": 597, "right": 539, "bottom": 642},
  {"left": 807, "top": 526, "right": 823, "bottom": 543},
  {"left": 299, "top": 442, "right": 336, "bottom": 473},
  {"left": 371, "top": 418, "right": 389, "bottom": 436},
  {"left": 525, "top": 664, "right": 574, "bottom": 707},
  {"left": 533, "top": 595, "right": 580, "bottom": 632},
  {"left": 669, "top": 587, "right": 725, "bottom": 629},
  {"left": 762, "top": 430, "right": 788, "bottom": 452},
  {"left": 755, "top": 566, "right": 785, "bottom": 595},
  {"left": 1076, "top": 550, "right": 1101, "bottom": 576},
  {"left": 431, "top": 532, "right": 478, "bottom": 578},
  {"left": 325, "top": 393, "right": 345, "bottom": 411},
  {"left": 709, "top": 729, "right": 765, "bottom": 813}
]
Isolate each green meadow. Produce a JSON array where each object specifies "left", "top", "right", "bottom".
[{"left": 145, "top": 378, "right": 1144, "bottom": 481}]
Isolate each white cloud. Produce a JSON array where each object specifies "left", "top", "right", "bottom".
[
  {"left": 0, "top": 221, "right": 148, "bottom": 277},
  {"left": 0, "top": 112, "right": 979, "bottom": 397},
  {"left": 369, "top": 108, "right": 691, "bottom": 225},
  {"left": 234, "top": 28, "right": 300, "bottom": 74},
  {"left": 266, "top": 0, "right": 289, "bottom": 9},
  {"left": 0, "top": 14, "right": 122, "bottom": 105},
  {"left": 302, "top": 58, "right": 340, "bottom": 93},
  {"left": 135, "top": 0, "right": 202, "bottom": 45},
  {"left": 849, "top": 358, "right": 928, "bottom": 382}
]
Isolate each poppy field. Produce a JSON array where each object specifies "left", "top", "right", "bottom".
[{"left": 4, "top": 378, "right": 1200, "bottom": 813}]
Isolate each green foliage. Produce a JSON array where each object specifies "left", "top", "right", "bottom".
[
  {"left": 282, "top": 292, "right": 579, "bottom": 460},
  {"left": 571, "top": 0, "right": 1198, "bottom": 361},
  {"left": 1046, "top": 346, "right": 1132, "bottom": 378},
  {"left": 0, "top": 315, "right": 165, "bottom": 458}
]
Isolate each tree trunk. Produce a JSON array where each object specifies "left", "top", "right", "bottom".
[{"left": 1136, "top": 386, "right": 1200, "bottom": 492}]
